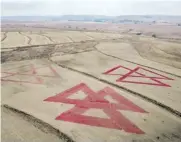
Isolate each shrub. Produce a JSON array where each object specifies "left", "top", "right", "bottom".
[{"left": 152, "top": 34, "right": 156, "bottom": 38}]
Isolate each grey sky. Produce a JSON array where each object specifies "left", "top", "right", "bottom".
[{"left": 1, "top": 0, "right": 181, "bottom": 16}]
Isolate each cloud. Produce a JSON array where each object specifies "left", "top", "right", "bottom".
[
  {"left": 1, "top": 0, "right": 50, "bottom": 16},
  {"left": 1, "top": 0, "right": 181, "bottom": 16}
]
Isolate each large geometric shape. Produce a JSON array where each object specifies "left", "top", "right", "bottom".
[
  {"left": 1, "top": 64, "right": 59, "bottom": 85},
  {"left": 103, "top": 65, "right": 173, "bottom": 87},
  {"left": 44, "top": 83, "right": 147, "bottom": 134}
]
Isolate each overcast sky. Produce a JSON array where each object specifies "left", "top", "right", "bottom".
[{"left": 1, "top": 0, "right": 181, "bottom": 16}]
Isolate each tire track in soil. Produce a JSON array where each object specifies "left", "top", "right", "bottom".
[
  {"left": 18, "top": 32, "right": 32, "bottom": 45},
  {"left": 66, "top": 36, "right": 75, "bottom": 42},
  {"left": 37, "top": 32, "right": 55, "bottom": 43},
  {"left": 82, "top": 32, "right": 95, "bottom": 40},
  {"left": 1, "top": 32, "right": 8, "bottom": 42}
]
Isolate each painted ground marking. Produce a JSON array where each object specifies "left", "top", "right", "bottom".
[
  {"left": 103, "top": 65, "right": 174, "bottom": 87},
  {"left": 44, "top": 83, "right": 147, "bottom": 134},
  {"left": 1, "top": 64, "right": 59, "bottom": 84}
]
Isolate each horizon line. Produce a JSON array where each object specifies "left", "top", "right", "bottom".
[{"left": 2, "top": 15, "right": 181, "bottom": 17}]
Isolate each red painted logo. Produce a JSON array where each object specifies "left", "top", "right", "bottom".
[
  {"left": 103, "top": 65, "right": 173, "bottom": 87},
  {"left": 1, "top": 64, "right": 59, "bottom": 84},
  {"left": 44, "top": 83, "right": 147, "bottom": 134}
]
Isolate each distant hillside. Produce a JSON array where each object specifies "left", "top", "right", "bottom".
[
  {"left": 2, "top": 15, "right": 181, "bottom": 24},
  {"left": 114, "top": 15, "right": 181, "bottom": 23}
]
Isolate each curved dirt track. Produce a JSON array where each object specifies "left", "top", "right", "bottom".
[
  {"left": 37, "top": 32, "right": 55, "bottom": 43},
  {"left": 1, "top": 32, "right": 8, "bottom": 42},
  {"left": 18, "top": 32, "right": 32, "bottom": 45},
  {"left": 2, "top": 106, "right": 65, "bottom": 142}
]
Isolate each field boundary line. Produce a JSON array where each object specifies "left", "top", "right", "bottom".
[
  {"left": 19, "top": 32, "right": 32, "bottom": 45},
  {"left": 1, "top": 32, "right": 8, "bottom": 42},
  {"left": 2, "top": 105, "right": 75, "bottom": 142}
]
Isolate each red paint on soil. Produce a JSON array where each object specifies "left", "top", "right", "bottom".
[
  {"left": 103, "top": 65, "right": 173, "bottom": 87},
  {"left": 44, "top": 83, "right": 147, "bottom": 134},
  {"left": 1, "top": 64, "right": 59, "bottom": 84}
]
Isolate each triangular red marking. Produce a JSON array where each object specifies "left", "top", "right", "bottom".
[
  {"left": 1, "top": 64, "right": 59, "bottom": 84},
  {"left": 103, "top": 65, "right": 173, "bottom": 87},
  {"left": 44, "top": 83, "right": 147, "bottom": 134}
]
